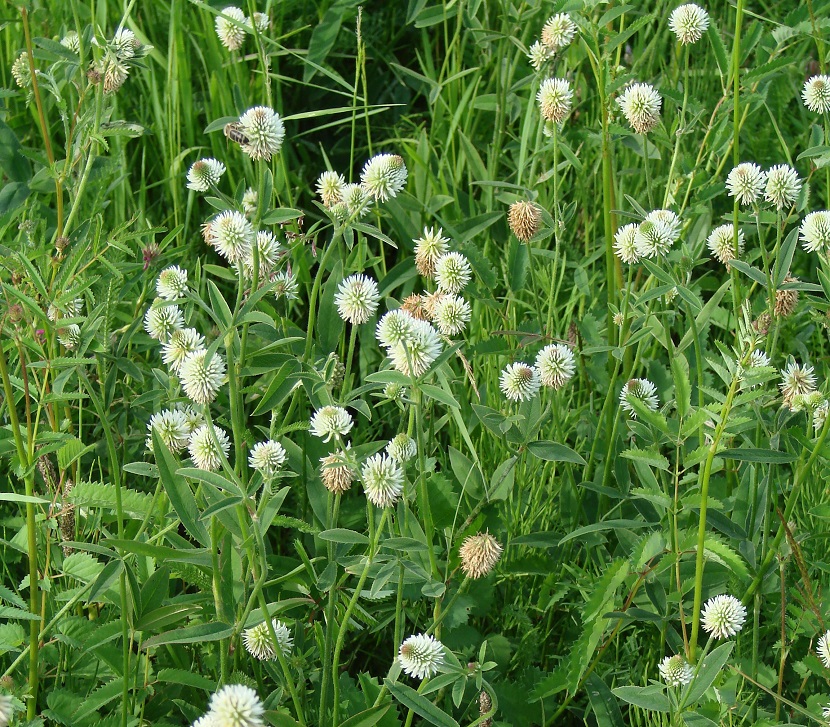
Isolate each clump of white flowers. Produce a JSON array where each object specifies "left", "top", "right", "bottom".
[
  {"left": 500, "top": 362, "right": 541, "bottom": 401},
  {"left": 360, "top": 153, "right": 408, "bottom": 202},
  {"left": 726, "top": 163, "right": 766, "bottom": 206},
  {"left": 803, "top": 75, "right": 830, "bottom": 114},
  {"left": 668, "top": 4, "right": 709, "bottom": 44},
  {"left": 310, "top": 406, "right": 353, "bottom": 442},
  {"left": 335, "top": 274, "right": 380, "bottom": 325},
  {"left": 398, "top": 634, "right": 444, "bottom": 680},
  {"left": 434, "top": 252, "right": 472, "bottom": 294},
  {"left": 634, "top": 211, "right": 680, "bottom": 259},
  {"left": 162, "top": 328, "right": 205, "bottom": 373},
  {"left": 144, "top": 300, "right": 184, "bottom": 341},
  {"left": 317, "top": 170, "right": 347, "bottom": 208},
  {"left": 388, "top": 318, "right": 443, "bottom": 377},
  {"left": 779, "top": 361, "right": 817, "bottom": 410},
  {"left": 386, "top": 433, "right": 417, "bottom": 463},
  {"left": 146, "top": 409, "right": 190, "bottom": 452},
  {"left": 617, "top": 83, "right": 662, "bottom": 134},
  {"left": 700, "top": 594, "right": 746, "bottom": 639},
  {"left": 11, "top": 52, "right": 31, "bottom": 88}
]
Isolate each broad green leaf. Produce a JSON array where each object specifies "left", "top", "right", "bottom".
[
  {"left": 612, "top": 684, "right": 670, "bottom": 712},
  {"left": 717, "top": 448, "right": 796, "bottom": 463},
  {"left": 318, "top": 529, "right": 369, "bottom": 545},
  {"left": 384, "top": 679, "right": 460, "bottom": 727},
  {"left": 527, "top": 440, "right": 586, "bottom": 465},
  {"left": 681, "top": 642, "right": 734, "bottom": 707},
  {"left": 142, "top": 621, "right": 233, "bottom": 650}
]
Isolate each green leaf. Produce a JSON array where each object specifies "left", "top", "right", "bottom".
[
  {"left": 620, "top": 448, "right": 670, "bottom": 471},
  {"left": 177, "top": 467, "right": 243, "bottom": 497},
  {"left": 559, "top": 520, "right": 656, "bottom": 545},
  {"left": 728, "top": 260, "right": 768, "bottom": 286},
  {"left": 586, "top": 673, "right": 625, "bottom": 727},
  {"left": 338, "top": 704, "right": 393, "bottom": 727},
  {"left": 142, "top": 621, "right": 233, "bottom": 650},
  {"left": 155, "top": 668, "right": 216, "bottom": 691},
  {"left": 384, "top": 679, "right": 460, "bottom": 727},
  {"left": 611, "top": 685, "right": 670, "bottom": 712},
  {"left": 527, "top": 440, "right": 586, "bottom": 465},
  {"left": 252, "top": 360, "right": 302, "bottom": 415},
  {"left": 318, "top": 529, "right": 369, "bottom": 545},
  {"left": 717, "top": 448, "right": 796, "bottom": 463},
  {"left": 671, "top": 354, "right": 691, "bottom": 419},
  {"left": 420, "top": 383, "right": 460, "bottom": 409},
  {"left": 706, "top": 22, "right": 729, "bottom": 84},
  {"left": 681, "top": 641, "right": 734, "bottom": 707}
]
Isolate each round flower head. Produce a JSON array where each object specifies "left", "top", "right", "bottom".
[
  {"left": 537, "top": 78, "right": 573, "bottom": 124},
  {"left": 620, "top": 378, "right": 659, "bottom": 416},
  {"left": 337, "top": 183, "right": 371, "bottom": 218},
  {"left": 178, "top": 405, "right": 205, "bottom": 435},
  {"left": 509, "top": 200, "right": 543, "bottom": 242},
  {"left": 111, "top": 28, "right": 138, "bottom": 60},
  {"left": 617, "top": 83, "right": 662, "bottom": 134},
  {"left": 747, "top": 349, "right": 771, "bottom": 369},
  {"left": 803, "top": 75, "right": 830, "bottom": 114},
  {"left": 238, "top": 106, "right": 285, "bottom": 161},
  {"left": 414, "top": 226, "right": 450, "bottom": 277},
  {"left": 764, "top": 164, "right": 801, "bottom": 209},
  {"left": 613, "top": 223, "right": 640, "bottom": 264},
  {"left": 208, "top": 684, "right": 265, "bottom": 727},
  {"left": 402, "top": 294, "right": 429, "bottom": 321},
  {"left": 726, "top": 163, "right": 766, "bottom": 206},
  {"left": 360, "top": 153, "right": 408, "bottom": 202},
  {"left": 58, "top": 324, "right": 81, "bottom": 350},
  {"left": 376, "top": 309, "right": 417, "bottom": 349},
  {"left": 252, "top": 12, "right": 269, "bottom": 32},
  {"left": 242, "top": 230, "right": 281, "bottom": 278},
  {"left": 434, "top": 252, "right": 472, "bottom": 294},
  {"left": 209, "top": 210, "right": 254, "bottom": 264},
  {"left": 273, "top": 270, "right": 299, "bottom": 301},
  {"left": 658, "top": 654, "right": 694, "bottom": 686},
  {"left": 310, "top": 406, "right": 353, "bottom": 442},
  {"left": 242, "top": 187, "right": 258, "bottom": 218},
  {"left": 389, "top": 319, "right": 443, "bottom": 377},
  {"left": 432, "top": 294, "right": 471, "bottom": 336},
  {"left": 799, "top": 211, "right": 830, "bottom": 253},
  {"left": 248, "top": 440, "right": 286, "bottom": 478},
  {"left": 779, "top": 360, "right": 817, "bottom": 410},
  {"left": 668, "top": 4, "right": 709, "bottom": 44},
  {"left": 162, "top": 329, "right": 205, "bottom": 373},
  {"left": 775, "top": 274, "right": 799, "bottom": 318},
  {"left": 157, "top": 265, "right": 189, "bottom": 300},
  {"left": 647, "top": 209, "right": 681, "bottom": 239},
  {"left": 527, "top": 41, "right": 553, "bottom": 71},
  {"left": 814, "top": 400, "right": 829, "bottom": 433},
  {"left": 103, "top": 56, "right": 129, "bottom": 94},
  {"left": 192, "top": 714, "right": 217, "bottom": 727},
  {"left": 188, "top": 424, "right": 231, "bottom": 472},
  {"left": 146, "top": 409, "right": 190, "bottom": 452},
  {"left": 386, "top": 433, "right": 417, "bottom": 463},
  {"left": 634, "top": 218, "right": 676, "bottom": 258},
  {"left": 459, "top": 532, "right": 503, "bottom": 578},
  {"left": 701, "top": 594, "right": 746, "bottom": 639},
  {"left": 0, "top": 695, "right": 13, "bottom": 727},
  {"left": 187, "top": 158, "right": 226, "bottom": 192},
  {"left": 180, "top": 349, "right": 226, "bottom": 405},
  {"left": 61, "top": 31, "right": 81, "bottom": 53},
  {"left": 144, "top": 301, "right": 184, "bottom": 341},
  {"left": 242, "top": 619, "right": 292, "bottom": 660},
  {"left": 398, "top": 634, "right": 444, "bottom": 680},
  {"left": 335, "top": 274, "right": 380, "bottom": 325},
  {"left": 317, "top": 170, "right": 346, "bottom": 208},
  {"left": 541, "top": 13, "right": 577, "bottom": 52},
  {"left": 361, "top": 453, "right": 404, "bottom": 507},
  {"left": 791, "top": 390, "right": 824, "bottom": 414},
  {"left": 384, "top": 381, "right": 406, "bottom": 401},
  {"left": 707, "top": 224, "right": 745, "bottom": 266},
  {"left": 11, "top": 52, "right": 31, "bottom": 88},
  {"left": 500, "top": 362, "right": 541, "bottom": 401},
  {"left": 320, "top": 450, "right": 355, "bottom": 493},
  {"left": 215, "top": 7, "right": 247, "bottom": 51},
  {"left": 535, "top": 343, "right": 576, "bottom": 389}
]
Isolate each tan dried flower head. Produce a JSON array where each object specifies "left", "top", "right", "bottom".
[
  {"left": 480, "top": 691, "right": 493, "bottom": 727},
  {"left": 402, "top": 294, "right": 429, "bottom": 321},
  {"left": 459, "top": 532, "right": 503, "bottom": 578},
  {"left": 320, "top": 452, "right": 355, "bottom": 494},
  {"left": 753, "top": 312, "right": 771, "bottom": 336},
  {"left": 422, "top": 291, "right": 447, "bottom": 320},
  {"left": 775, "top": 275, "right": 799, "bottom": 318},
  {"left": 508, "top": 200, "right": 542, "bottom": 242},
  {"left": 414, "top": 226, "right": 450, "bottom": 277}
]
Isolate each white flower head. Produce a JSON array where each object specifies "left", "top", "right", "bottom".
[
  {"left": 814, "top": 400, "right": 829, "bottom": 433},
  {"left": 389, "top": 319, "right": 443, "bottom": 377},
  {"left": 0, "top": 695, "right": 14, "bottom": 727},
  {"left": 238, "top": 106, "right": 285, "bottom": 162},
  {"left": 376, "top": 309, "right": 417, "bottom": 349},
  {"left": 500, "top": 362, "right": 541, "bottom": 401},
  {"left": 764, "top": 164, "right": 801, "bottom": 209},
  {"left": 187, "top": 158, "right": 226, "bottom": 192},
  {"left": 61, "top": 31, "right": 81, "bottom": 53},
  {"left": 779, "top": 360, "right": 817, "bottom": 410},
  {"left": 432, "top": 294, "right": 471, "bottom": 336},
  {"left": 528, "top": 41, "right": 554, "bottom": 71},
  {"left": 701, "top": 594, "right": 747, "bottom": 639},
  {"left": 157, "top": 265, "right": 189, "bottom": 300},
  {"left": 398, "top": 634, "right": 444, "bottom": 680},
  {"left": 215, "top": 7, "right": 247, "bottom": 51},
  {"left": 360, "top": 153, "right": 408, "bottom": 202},
  {"left": 242, "top": 619, "right": 292, "bottom": 660},
  {"left": 459, "top": 532, "right": 503, "bottom": 578},
  {"left": 103, "top": 56, "right": 129, "bottom": 95},
  {"left": 162, "top": 328, "right": 205, "bottom": 373},
  {"left": 361, "top": 453, "right": 404, "bottom": 507},
  {"left": 668, "top": 4, "right": 709, "bottom": 44},
  {"left": 707, "top": 224, "right": 745, "bottom": 266},
  {"left": 613, "top": 223, "right": 640, "bottom": 264},
  {"left": 803, "top": 75, "right": 830, "bottom": 114},
  {"left": 617, "top": 83, "right": 662, "bottom": 134},
  {"left": 535, "top": 343, "right": 576, "bottom": 389},
  {"left": 12, "top": 52, "right": 31, "bottom": 88},
  {"left": 180, "top": 349, "right": 226, "bottom": 405},
  {"left": 252, "top": 12, "right": 269, "bottom": 33},
  {"left": 178, "top": 405, "right": 205, "bottom": 434},
  {"left": 537, "top": 77, "right": 573, "bottom": 124},
  {"left": 58, "top": 324, "right": 82, "bottom": 350},
  {"left": 800, "top": 211, "right": 830, "bottom": 254},
  {"left": 144, "top": 301, "right": 184, "bottom": 341},
  {"left": 273, "top": 270, "right": 299, "bottom": 300},
  {"left": 317, "top": 170, "right": 347, "bottom": 208},
  {"left": 335, "top": 274, "right": 380, "bottom": 325},
  {"left": 340, "top": 183, "right": 372, "bottom": 218},
  {"left": 248, "top": 440, "right": 287, "bottom": 478},
  {"left": 414, "top": 226, "right": 450, "bottom": 277},
  {"left": 541, "top": 13, "right": 577, "bottom": 52},
  {"left": 386, "top": 433, "right": 417, "bottom": 463},
  {"left": 146, "top": 409, "right": 190, "bottom": 453},
  {"left": 658, "top": 654, "right": 694, "bottom": 686},
  {"left": 208, "top": 684, "right": 265, "bottom": 727},
  {"left": 242, "top": 230, "right": 281, "bottom": 278},
  {"left": 188, "top": 424, "right": 231, "bottom": 472},
  {"left": 434, "top": 252, "right": 472, "bottom": 294},
  {"left": 620, "top": 378, "right": 659, "bottom": 416},
  {"left": 242, "top": 187, "right": 258, "bottom": 218},
  {"left": 726, "top": 163, "right": 766, "bottom": 206},
  {"left": 111, "top": 28, "right": 138, "bottom": 60},
  {"left": 634, "top": 218, "right": 676, "bottom": 259},
  {"left": 209, "top": 210, "right": 254, "bottom": 264},
  {"left": 310, "top": 406, "right": 353, "bottom": 442}
]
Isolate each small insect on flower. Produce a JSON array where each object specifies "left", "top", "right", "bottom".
[
  {"left": 537, "top": 78, "right": 573, "bottom": 124},
  {"left": 320, "top": 450, "right": 355, "bottom": 493},
  {"left": 180, "top": 349, "right": 226, "bottom": 405},
  {"left": 613, "top": 223, "right": 640, "bottom": 264},
  {"left": 144, "top": 300, "right": 184, "bottom": 341},
  {"left": 146, "top": 409, "right": 190, "bottom": 453},
  {"left": 540, "top": 13, "right": 577, "bottom": 52},
  {"left": 335, "top": 274, "right": 380, "bottom": 325},
  {"left": 779, "top": 360, "right": 817, "bottom": 410},
  {"left": 208, "top": 684, "right": 265, "bottom": 727},
  {"left": 249, "top": 440, "right": 287, "bottom": 478},
  {"left": 223, "top": 122, "right": 250, "bottom": 147},
  {"left": 360, "top": 154, "right": 408, "bottom": 202},
  {"left": 162, "top": 328, "right": 205, "bottom": 373},
  {"left": 237, "top": 106, "right": 285, "bottom": 161},
  {"left": 707, "top": 224, "right": 745, "bottom": 266},
  {"left": 658, "top": 654, "right": 694, "bottom": 687},
  {"left": 432, "top": 294, "right": 471, "bottom": 336},
  {"left": 765, "top": 164, "right": 802, "bottom": 209},
  {"left": 459, "top": 532, "right": 503, "bottom": 578},
  {"left": 361, "top": 453, "right": 404, "bottom": 507},
  {"left": 317, "top": 170, "right": 347, "bottom": 208},
  {"left": 389, "top": 319, "right": 443, "bottom": 377},
  {"left": 414, "top": 226, "right": 450, "bottom": 277},
  {"left": 500, "top": 362, "right": 541, "bottom": 401},
  {"left": 187, "top": 158, "right": 226, "bottom": 192},
  {"left": 620, "top": 378, "right": 659, "bottom": 417},
  {"left": 188, "top": 424, "right": 231, "bottom": 472},
  {"left": 508, "top": 200, "right": 543, "bottom": 242},
  {"left": 617, "top": 83, "right": 662, "bottom": 134},
  {"left": 799, "top": 210, "right": 830, "bottom": 254},
  {"left": 701, "top": 594, "right": 747, "bottom": 639},
  {"left": 803, "top": 75, "right": 830, "bottom": 114},
  {"left": 215, "top": 6, "right": 248, "bottom": 51},
  {"left": 535, "top": 343, "right": 576, "bottom": 389},
  {"left": 434, "top": 252, "right": 472, "bottom": 294},
  {"left": 386, "top": 433, "right": 417, "bottom": 463},
  {"left": 310, "top": 406, "right": 353, "bottom": 442},
  {"left": 243, "top": 619, "right": 293, "bottom": 660},
  {"left": 668, "top": 4, "right": 709, "bottom": 44},
  {"left": 398, "top": 634, "right": 444, "bottom": 680},
  {"left": 157, "top": 265, "right": 189, "bottom": 300},
  {"left": 726, "top": 163, "right": 766, "bottom": 206}
]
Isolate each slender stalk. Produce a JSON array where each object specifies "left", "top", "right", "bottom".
[{"left": 303, "top": 235, "right": 341, "bottom": 361}]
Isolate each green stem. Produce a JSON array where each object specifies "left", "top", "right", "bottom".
[{"left": 304, "top": 235, "right": 341, "bottom": 361}]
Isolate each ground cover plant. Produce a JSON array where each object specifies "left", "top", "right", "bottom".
[{"left": 3, "top": 0, "right": 830, "bottom": 725}]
